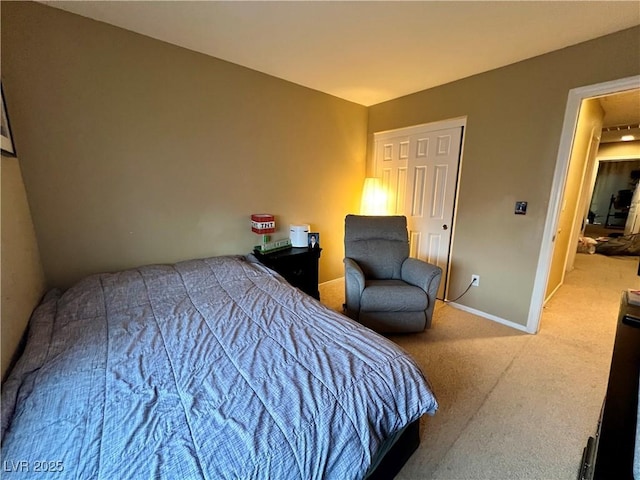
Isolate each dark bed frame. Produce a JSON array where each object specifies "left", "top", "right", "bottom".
[{"left": 366, "top": 419, "right": 421, "bottom": 480}]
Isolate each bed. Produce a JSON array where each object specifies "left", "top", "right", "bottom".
[{"left": 1, "top": 255, "right": 437, "bottom": 479}]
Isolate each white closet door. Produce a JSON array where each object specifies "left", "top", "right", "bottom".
[{"left": 375, "top": 123, "right": 463, "bottom": 299}]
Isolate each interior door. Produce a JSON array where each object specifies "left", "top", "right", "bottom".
[{"left": 374, "top": 123, "right": 463, "bottom": 299}]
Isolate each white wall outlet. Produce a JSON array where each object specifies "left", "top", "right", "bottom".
[{"left": 471, "top": 274, "right": 480, "bottom": 287}]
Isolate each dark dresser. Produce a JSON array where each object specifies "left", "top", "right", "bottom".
[
  {"left": 579, "top": 291, "right": 640, "bottom": 480},
  {"left": 253, "top": 247, "right": 321, "bottom": 300}
]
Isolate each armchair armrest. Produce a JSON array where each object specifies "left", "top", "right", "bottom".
[
  {"left": 402, "top": 258, "right": 442, "bottom": 328},
  {"left": 401, "top": 257, "right": 442, "bottom": 298},
  {"left": 344, "top": 257, "right": 366, "bottom": 317}
]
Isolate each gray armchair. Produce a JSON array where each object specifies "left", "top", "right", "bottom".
[{"left": 343, "top": 215, "right": 442, "bottom": 333}]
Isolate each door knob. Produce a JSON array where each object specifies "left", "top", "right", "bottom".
[{"left": 442, "top": 224, "right": 448, "bottom": 230}]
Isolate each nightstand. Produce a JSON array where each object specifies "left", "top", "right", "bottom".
[{"left": 253, "top": 247, "right": 321, "bottom": 300}]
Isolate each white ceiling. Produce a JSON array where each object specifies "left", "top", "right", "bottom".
[
  {"left": 40, "top": 0, "right": 640, "bottom": 107},
  {"left": 600, "top": 89, "right": 640, "bottom": 143}
]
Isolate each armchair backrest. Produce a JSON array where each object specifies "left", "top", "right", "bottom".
[{"left": 344, "top": 215, "right": 409, "bottom": 280}]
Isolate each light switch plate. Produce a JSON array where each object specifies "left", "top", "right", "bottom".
[{"left": 515, "top": 201, "right": 527, "bottom": 215}]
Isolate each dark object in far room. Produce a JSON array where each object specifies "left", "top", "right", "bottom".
[
  {"left": 605, "top": 189, "right": 632, "bottom": 228},
  {"left": 595, "top": 233, "right": 640, "bottom": 256}
]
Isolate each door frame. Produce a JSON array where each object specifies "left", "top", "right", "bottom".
[
  {"left": 372, "top": 116, "right": 467, "bottom": 299},
  {"left": 528, "top": 75, "right": 640, "bottom": 333},
  {"left": 564, "top": 126, "right": 601, "bottom": 280}
]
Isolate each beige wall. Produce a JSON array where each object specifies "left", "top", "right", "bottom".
[
  {"left": 1, "top": 156, "right": 46, "bottom": 379},
  {"left": 368, "top": 26, "right": 640, "bottom": 327},
  {"left": 1, "top": 1, "right": 367, "bottom": 289},
  {"left": 545, "top": 98, "right": 604, "bottom": 300}
]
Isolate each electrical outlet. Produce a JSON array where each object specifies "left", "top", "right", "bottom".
[{"left": 471, "top": 274, "right": 480, "bottom": 287}]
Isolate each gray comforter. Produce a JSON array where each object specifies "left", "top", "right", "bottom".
[{"left": 1, "top": 255, "right": 437, "bottom": 479}]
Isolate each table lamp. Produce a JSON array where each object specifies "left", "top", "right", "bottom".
[{"left": 360, "top": 177, "right": 387, "bottom": 215}]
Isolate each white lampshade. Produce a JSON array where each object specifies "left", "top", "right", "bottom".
[{"left": 360, "top": 177, "right": 387, "bottom": 215}]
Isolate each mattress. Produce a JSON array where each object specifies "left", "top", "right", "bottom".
[{"left": 1, "top": 255, "right": 437, "bottom": 479}]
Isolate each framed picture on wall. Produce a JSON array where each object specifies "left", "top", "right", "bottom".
[
  {"left": 1, "top": 83, "right": 17, "bottom": 157},
  {"left": 308, "top": 232, "right": 320, "bottom": 251}
]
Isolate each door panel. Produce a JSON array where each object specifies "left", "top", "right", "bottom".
[
  {"left": 379, "top": 137, "right": 410, "bottom": 216},
  {"left": 410, "top": 166, "right": 427, "bottom": 217}
]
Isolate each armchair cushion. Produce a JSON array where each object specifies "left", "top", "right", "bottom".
[{"left": 361, "top": 280, "right": 428, "bottom": 312}]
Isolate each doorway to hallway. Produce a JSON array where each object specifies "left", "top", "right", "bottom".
[{"left": 530, "top": 75, "right": 640, "bottom": 333}]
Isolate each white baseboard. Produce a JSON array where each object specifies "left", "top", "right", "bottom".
[
  {"left": 324, "top": 278, "right": 532, "bottom": 334},
  {"left": 543, "top": 281, "right": 562, "bottom": 306},
  {"left": 446, "top": 301, "right": 531, "bottom": 334}
]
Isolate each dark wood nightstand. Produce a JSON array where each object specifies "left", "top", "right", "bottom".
[{"left": 253, "top": 247, "right": 321, "bottom": 300}]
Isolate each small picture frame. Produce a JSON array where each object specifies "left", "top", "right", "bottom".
[
  {"left": 308, "top": 232, "right": 320, "bottom": 251},
  {"left": 1, "top": 83, "right": 17, "bottom": 157},
  {"left": 515, "top": 201, "right": 528, "bottom": 215}
]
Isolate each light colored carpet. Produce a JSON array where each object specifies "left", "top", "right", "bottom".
[{"left": 319, "top": 253, "right": 640, "bottom": 480}]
